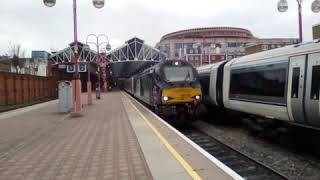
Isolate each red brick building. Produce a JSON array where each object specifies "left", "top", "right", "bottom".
[{"left": 157, "top": 27, "right": 299, "bottom": 67}]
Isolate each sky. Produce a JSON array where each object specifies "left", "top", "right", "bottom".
[{"left": 0, "top": 0, "right": 319, "bottom": 56}]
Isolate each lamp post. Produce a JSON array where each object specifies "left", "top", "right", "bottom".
[
  {"left": 277, "top": 0, "right": 320, "bottom": 43},
  {"left": 83, "top": 44, "right": 93, "bottom": 105},
  {"left": 86, "top": 34, "right": 111, "bottom": 100},
  {"left": 43, "top": 0, "right": 105, "bottom": 115}
]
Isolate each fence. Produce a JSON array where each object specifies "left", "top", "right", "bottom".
[{"left": 0, "top": 72, "right": 59, "bottom": 109}]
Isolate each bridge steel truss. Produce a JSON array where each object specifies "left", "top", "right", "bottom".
[
  {"left": 107, "top": 37, "right": 166, "bottom": 78},
  {"left": 108, "top": 37, "right": 166, "bottom": 62},
  {"left": 50, "top": 42, "right": 98, "bottom": 64}
]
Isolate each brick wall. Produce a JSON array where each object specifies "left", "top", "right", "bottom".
[{"left": 0, "top": 72, "right": 59, "bottom": 107}]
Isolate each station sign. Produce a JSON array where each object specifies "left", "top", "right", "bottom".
[
  {"left": 79, "top": 63, "right": 87, "bottom": 72},
  {"left": 66, "top": 63, "right": 87, "bottom": 73},
  {"left": 67, "top": 64, "right": 76, "bottom": 73},
  {"left": 58, "top": 64, "right": 67, "bottom": 69}
]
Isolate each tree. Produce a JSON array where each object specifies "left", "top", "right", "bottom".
[{"left": 7, "top": 44, "right": 26, "bottom": 73}]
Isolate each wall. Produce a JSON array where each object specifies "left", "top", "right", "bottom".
[
  {"left": 245, "top": 45, "right": 262, "bottom": 55},
  {"left": 0, "top": 72, "right": 58, "bottom": 109},
  {"left": 0, "top": 58, "right": 49, "bottom": 77},
  {"left": 0, "top": 61, "right": 11, "bottom": 72},
  {"left": 313, "top": 24, "right": 320, "bottom": 40}
]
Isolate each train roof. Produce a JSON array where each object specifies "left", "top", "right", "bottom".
[
  {"left": 137, "top": 60, "right": 194, "bottom": 74},
  {"left": 231, "top": 39, "right": 320, "bottom": 65},
  {"left": 197, "top": 61, "right": 227, "bottom": 74}
]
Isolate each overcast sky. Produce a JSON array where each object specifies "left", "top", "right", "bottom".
[{"left": 0, "top": 0, "right": 319, "bottom": 56}]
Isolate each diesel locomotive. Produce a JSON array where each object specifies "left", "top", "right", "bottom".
[
  {"left": 197, "top": 40, "right": 320, "bottom": 129},
  {"left": 124, "top": 60, "right": 202, "bottom": 118}
]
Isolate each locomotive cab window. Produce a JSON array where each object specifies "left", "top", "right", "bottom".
[
  {"left": 291, "top": 67, "right": 300, "bottom": 98},
  {"left": 164, "top": 66, "right": 194, "bottom": 82},
  {"left": 311, "top": 65, "right": 320, "bottom": 100}
]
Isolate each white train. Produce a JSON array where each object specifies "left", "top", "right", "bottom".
[{"left": 197, "top": 40, "right": 320, "bottom": 129}]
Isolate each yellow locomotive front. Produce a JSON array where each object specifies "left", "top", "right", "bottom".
[
  {"left": 161, "top": 87, "right": 202, "bottom": 105},
  {"left": 154, "top": 61, "right": 202, "bottom": 118}
]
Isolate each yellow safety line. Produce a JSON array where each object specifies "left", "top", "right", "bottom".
[{"left": 124, "top": 94, "right": 202, "bottom": 180}]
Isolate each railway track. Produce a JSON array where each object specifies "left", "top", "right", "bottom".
[
  {"left": 129, "top": 93, "right": 294, "bottom": 180},
  {"left": 181, "top": 128, "right": 290, "bottom": 180}
]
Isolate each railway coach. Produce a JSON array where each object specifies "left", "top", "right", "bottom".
[{"left": 198, "top": 40, "right": 320, "bottom": 129}]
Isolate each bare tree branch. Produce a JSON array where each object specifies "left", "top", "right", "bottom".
[{"left": 7, "top": 43, "right": 26, "bottom": 73}]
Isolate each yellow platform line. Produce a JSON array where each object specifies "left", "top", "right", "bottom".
[{"left": 124, "top": 94, "right": 202, "bottom": 180}]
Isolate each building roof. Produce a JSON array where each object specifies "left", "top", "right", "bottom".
[
  {"left": 160, "top": 27, "right": 254, "bottom": 41},
  {"left": 313, "top": 23, "right": 320, "bottom": 27}
]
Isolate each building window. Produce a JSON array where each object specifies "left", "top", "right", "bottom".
[
  {"left": 174, "top": 43, "right": 183, "bottom": 49},
  {"left": 194, "top": 49, "right": 198, "bottom": 54},
  {"left": 262, "top": 45, "right": 268, "bottom": 51}
]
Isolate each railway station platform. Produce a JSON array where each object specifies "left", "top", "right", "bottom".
[{"left": 0, "top": 91, "right": 242, "bottom": 180}]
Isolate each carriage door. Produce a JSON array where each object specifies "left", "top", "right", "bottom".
[
  {"left": 304, "top": 53, "right": 320, "bottom": 127},
  {"left": 287, "top": 55, "right": 307, "bottom": 125}
]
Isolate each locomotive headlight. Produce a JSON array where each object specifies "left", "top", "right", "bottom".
[
  {"left": 195, "top": 95, "right": 201, "bottom": 100},
  {"left": 163, "top": 96, "right": 169, "bottom": 101}
]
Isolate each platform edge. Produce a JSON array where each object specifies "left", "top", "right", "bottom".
[{"left": 123, "top": 92, "right": 244, "bottom": 180}]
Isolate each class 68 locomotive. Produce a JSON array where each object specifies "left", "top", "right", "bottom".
[{"left": 124, "top": 60, "right": 202, "bottom": 119}]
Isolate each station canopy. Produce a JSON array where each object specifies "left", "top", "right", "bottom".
[
  {"left": 50, "top": 42, "right": 97, "bottom": 64},
  {"left": 107, "top": 37, "right": 166, "bottom": 79}
]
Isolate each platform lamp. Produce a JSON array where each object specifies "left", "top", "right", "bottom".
[
  {"left": 43, "top": 0, "right": 105, "bottom": 116},
  {"left": 86, "top": 34, "right": 111, "bottom": 100},
  {"left": 83, "top": 44, "right": 93, "bottom": 105},
  {"left": 277, "top": 0, "right": 320, "bottom": 43}
]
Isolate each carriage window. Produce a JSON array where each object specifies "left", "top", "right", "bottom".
[
  {"left": 291, "top": 68, "right": 300, "bottom": 98},
  {"left": 199, "top": 75, "right": 210, "bottom": 96},
  {"left": 140, "top": 79, "right": 144, "bottom": 96},
  {"left": 229, "top": 62, "right": 288, "bottom": 105},
  {"left": 311, "top": 65, "right": 320, "bottom": 100}
]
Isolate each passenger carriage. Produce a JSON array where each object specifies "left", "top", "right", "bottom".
[{"left": 198, "top": 40, "right": 320, "bottom": 129}]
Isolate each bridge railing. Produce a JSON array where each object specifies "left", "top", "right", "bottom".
[{"left": 0, "top": 72, "right": 59, "bottom": 112}]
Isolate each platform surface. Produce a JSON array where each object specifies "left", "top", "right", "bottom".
[{"left": 0, "top": 91, "right": 240, "bottom": 180}]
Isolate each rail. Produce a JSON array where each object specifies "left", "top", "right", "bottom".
[{"left": 182, "top": 128, "right": 290, "bottom": 180}]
